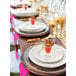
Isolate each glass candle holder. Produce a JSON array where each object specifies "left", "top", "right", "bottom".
[
  {"left": 24, "top": 5, "right": 27, "bottom": 10},
  {"left": 31, "top": 16, "right": 35, "bottom": 25},
  {"left": 44, "top": 39, "right": 53, "bottom": 57}
]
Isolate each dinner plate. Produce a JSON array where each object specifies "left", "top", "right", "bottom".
[
  {"left": 10, "top": 8, "right": 38, "bottom": 17},
  {"left": 29, "top": 44, "right": 66, "bottom": 68},
  {"left": 10, "top": 0, "right": 31, "bottom": 7},
  {"left": 33, "top": 44, "right": 64, "bottom": 63},
  {"left": 18, "top": 21, "right": 47, "bottom": 33},
  {"left": 23, "top": 47, "right": 66, "bottom": 75}
]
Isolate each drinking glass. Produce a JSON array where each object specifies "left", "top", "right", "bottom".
[{"left": 52, "top": 0, "right": 66, "bottom": 38}]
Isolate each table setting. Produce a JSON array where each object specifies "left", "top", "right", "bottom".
[
  {"left": 20, "top": 38, "right": 66, "bottom": 76},
  {"left": 13, "top": 18, "right": 50, "bottom": 38},
  {"left": 10, "top": 0, "right": 66, "bottom": 76},
  {"left": 27, "top": 44, "right": 65, "bottom": 68}
]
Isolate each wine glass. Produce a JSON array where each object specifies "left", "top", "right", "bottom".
[
  {"left": 52, "top": 0, "right": 66, "bottom": 39},
  {"left": 48, "top": 19, "right": 57, "bottom": 38},
  {"left": 38, "top": 0, "right": 49, "bottom": 18},
  {"left": 51, "top": 21, "right": 57, "bottom": 37}
]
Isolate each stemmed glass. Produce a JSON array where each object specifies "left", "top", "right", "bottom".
[
  {"left": 55, "top": 0, "right": 66, "bottom": 38},
  {"left": 30, "top": 0, "right": 39, "bottom": 9},
  {"left": 49, "top": 0, "right": 66, "bottom": 38},
  {"left": 38, "top": 0, "right": 49, "bottom": 19},
  {"left": 34, "top": 0, "right": 40, "bottom": 9}
]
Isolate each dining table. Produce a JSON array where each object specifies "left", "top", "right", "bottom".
[
  {"left": 11, "top": 12, "right": 66, "bottom": 76},
  {"left": 12, "top": 16, "right": 66, "bottom": 76},
  {"left": 10, "top": 2, "right": 66, "bottom": 75}
]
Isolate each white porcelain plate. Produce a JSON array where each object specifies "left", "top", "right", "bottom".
[
  {"left": 10, "top": 8, "right": 38, "bottom": 17},
  {"left": 10, "top": 0, "right": 31, "bottom": 7},
  {"left": 29, "top": 44, "right": 66, "bottom": 68},
  {"left": 33, "top": 44, "right": 64, "bottom": 63},
  {"left": 18, "top": 21, "right": 46, "bottom": 33},
  {"left": 13, "top": 18, "right": 49, "bottom": 37}
]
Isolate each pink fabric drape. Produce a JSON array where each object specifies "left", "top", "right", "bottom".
[{"left": 10, "top": 14, "right": 29, "bottom": 76}]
